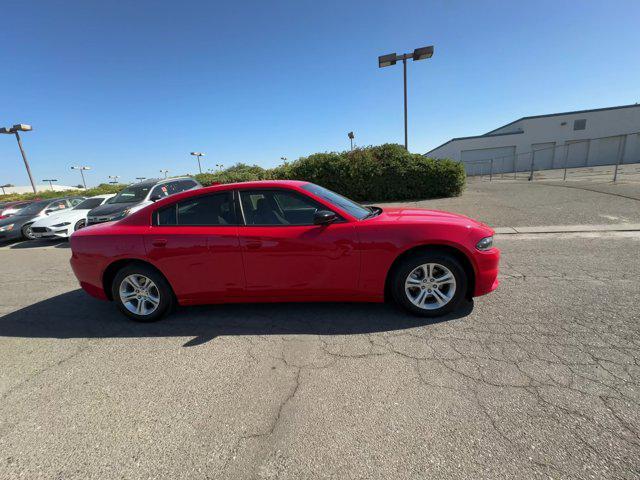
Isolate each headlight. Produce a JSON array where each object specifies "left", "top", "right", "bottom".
[
  {"left": 52, "top": 222, "right": 71, "bottom": 228},
  {"left": 476, "top": 236, "right": 494, "bottom": 251},
  {"left": 0, "top": 224, "right": 14, "bottom": 232}
]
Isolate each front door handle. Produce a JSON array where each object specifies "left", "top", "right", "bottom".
[
  {"left": 246, "top": 240, "right": 262, "bottom": 250},
  {"left": 152, "top": 239, "right": 167, "bottom": 247}
]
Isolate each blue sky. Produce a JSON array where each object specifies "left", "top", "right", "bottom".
[{"left": 1, "top": 0, "right": 639, "bottom": 187}]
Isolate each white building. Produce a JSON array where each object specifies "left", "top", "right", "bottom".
[
  {"left": 0, "top": 184, "right": 80, "bottom": 195},
  {"left": 426, "top": 104, "right": 640, "bottom": 175}
]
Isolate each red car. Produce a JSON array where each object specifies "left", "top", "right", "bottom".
[{"left": 70, "top": 181, "right": 500, "bottom": 322}]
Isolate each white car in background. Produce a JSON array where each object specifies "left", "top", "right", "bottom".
[{"left": 30, "top": 194, "right": 115, "bottom": 239}]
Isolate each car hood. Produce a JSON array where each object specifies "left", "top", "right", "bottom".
[
  {"left": 32, "top": 208, "right": 87, "bottom": 227},
  {"left": 371, "top": 207, "right": 492, "bottom": 230},
  {"left": 88, "top": 202, "right": 138, "bottom": 217},
  {"left": 0, "top": 213, "right": 37, "bottom": 227}
]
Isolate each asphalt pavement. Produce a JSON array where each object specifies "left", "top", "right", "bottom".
[{"left": 1, "top": 180, "right": 639, "bottom": 479}]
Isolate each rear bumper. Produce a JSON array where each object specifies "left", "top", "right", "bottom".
[
  {"left": 472, "top": 247, "right": 500, "bottom": 297},
  {"left": 70, "top": 254, "right": 109, "bottom": 301}
]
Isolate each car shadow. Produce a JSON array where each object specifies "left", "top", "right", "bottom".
[
  {"left": 9, "top": 239, "right": 69, "bottom": 249},
  {"left": 0, "top": 290, "right": 474, "bottom": 347}
]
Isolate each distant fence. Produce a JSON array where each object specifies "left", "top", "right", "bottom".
[{"left": 460, "top": 131, "right": 640, "bottom": 182}]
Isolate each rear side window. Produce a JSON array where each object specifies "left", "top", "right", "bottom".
[{"left": 156, "top": 192, "right": 236, "bottom": 226}]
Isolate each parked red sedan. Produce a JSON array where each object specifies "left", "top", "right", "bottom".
[{"left": 70, "top": 181, "right": 499, "bottom": 322}]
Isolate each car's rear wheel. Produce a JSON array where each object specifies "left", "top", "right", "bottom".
[
  {"left": 391, "top": 252, "right": 467, "bottom": 317},
  {"left": 21, "top": 223, "right": 35, "bottom": 240},
  {"left": 73, "top": 219, "right": 86, "bottom": 231},
  {"left": 112, "top": 264, "right": 173, "bottom": 322}
]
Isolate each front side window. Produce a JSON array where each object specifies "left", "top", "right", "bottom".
[
  {"left": 46, "top": 201, "right": 68, "bottom": 212},
  {"left": 301, "top": 183, "right": 370, "bottom": 220},
  {"left": 156, "top": 192, "right": 236, "bottom": 226},
  {"left": 150, "top": 184, "right": 170, "bottom": 199},
  {"left": 240, "top": 189, "right": 326, "bottom": 226}
]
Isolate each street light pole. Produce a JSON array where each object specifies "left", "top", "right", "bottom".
[
  {"left": 402, "top": 57, "right": 408, "bottom": 150},
  {"left": 160, "top": 169, "right": 169, "bottom": 178},
  {"left": 348, "top": 132, "right": 355, "bottom": 151},
  {"left": 378, "top": 45, "right": 434, "bottom": 151},
  {"left": 108, "top": 175, "right": 120, "bottom": 184},
  {"left": 71, "top": 166, "right": 91, "bottom": 188},
  {"left": 190, "top": 152, "right": 205, "bottom": 174},
  {"left": 0, "top": 124, "right": 36, "bottom": 193}
]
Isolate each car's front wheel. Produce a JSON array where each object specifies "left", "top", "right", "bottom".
[
  {"left": 21, "top": 223, "right": 35, "bottom": 240},
  {"left": 73, "top": 219, "right": 86, "bottom": 231},
  {"left": 112, "top": 264, "right": 174, "bottom": 322},
  {"left": 391, "top": 252, "right": 467, "bottom": 317}
]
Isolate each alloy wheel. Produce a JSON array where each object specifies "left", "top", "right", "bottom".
[
  {"left": 119, "top": 274, "right": 161, "bottom": 316},
  {"left": 404, "top": 263, "right": 457, "bottom": 310}
]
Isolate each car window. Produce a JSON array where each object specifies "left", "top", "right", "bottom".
[
  {"left": 301, "top": 183, "right": 370, "bottom": 220},
  {"left": 240, "top": 189, "right": 325, "bottom": 226},
  {"left": 47, "top": 201, "right": 68, "bottom": 212},
  {"left": 109, "top": 184, "right": 152, "bottom": 204},
  {"left": 69, "top": 197, "right": 85, "bottom": 207},
  {"left": 156, "top": 192, "right": 236, "bottom": 226},
  {"left": 151, "top": 183, "right": 170, "bottom": 199}
]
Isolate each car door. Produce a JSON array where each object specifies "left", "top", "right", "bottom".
[
  {"left": 145, "top": 191, "right": 245, "bottom": 303},
  {"left": 236, "top": 188, "right": 359, "bottom": 298}
]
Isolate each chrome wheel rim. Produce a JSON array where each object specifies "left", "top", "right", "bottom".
[
  {"left": 404, "top": 263, "right": 456, "bottom": 310},
  {"left": 24, "top": 225, "right": 34, "bottom": 239},
  {"left": 119, "top": 274, "right": 160, "bottom": 316}
]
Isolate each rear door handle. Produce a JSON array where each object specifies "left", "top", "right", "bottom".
[
  {"left": 152, "top": 239, "right": 167, "bottom": 247},
  {"left": 246, "top": 240, "right": 262, "bottom": 250}
]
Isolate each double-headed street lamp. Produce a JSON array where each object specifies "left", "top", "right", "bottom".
[
  {"left": 190, "top": 152, "right": 205, "bottom": 174},
  {"left": 0, "top": 184, "right": 14, "bottom": 195},
  {"left": 160, "top": 169, "right": 169, "bottom": 178},
  {"left": 0, "top": 124, "right": 36, "bottom": 193},
  {"left": 135, "top": 177, "right": 146, "bottom": 182},
  {"left": 108, "top": 175, "right": 120, "bottom": 184},
  {"left": 348, "top": 131, "right": 355, "bottom": 151},
  {"left": 71, "top": 165, "right": 91, "bottom": 189},
  {"left": 378, "top": 45, "right": 434, "bottom": 150},
  {"left": 42, "top": 179, "right": 58, "bottom": 191}
]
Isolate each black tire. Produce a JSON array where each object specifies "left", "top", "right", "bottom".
[
  {"left": 21, "top": 223, "right": 35, "bottom": 240},
  {"left": 391, "top": 251, "right": 467, "bottom": 317},
  {"left": 73, "top": 219, "right": 86, "bottom": 231},
  {"left": 111, "top": 264, "right": 174, "bottom": 322}
]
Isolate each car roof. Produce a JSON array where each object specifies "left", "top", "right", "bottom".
[
  {"left": 120, "top": 180, "right": 311, "bottom": 226},
  {"left": 132, "top": 177, "right": 195, "bottom": 187}
]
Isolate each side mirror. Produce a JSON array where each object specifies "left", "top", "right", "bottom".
[
  {"left": 150, "top": 194, "right": 162, "bottom": 202},
  {"left": 44, "top": 209, "right": 54, "bottom": 215},
  {"left": 314, "top": 210, "right": 337, "bottom": 225}
]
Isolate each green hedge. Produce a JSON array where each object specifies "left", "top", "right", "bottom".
[
  {"left": 0, "top": 183, "right": 126, "bottom": 202},
  {"left": 195, "top": 144, "right": 464, "bottom": 201},
  {"left": 2, "top": 145, "right": 464, "bottom": 203}
]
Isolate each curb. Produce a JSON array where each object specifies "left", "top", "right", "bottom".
[{"left": 494, "top": 223, "right": 640, "bottom": 235}]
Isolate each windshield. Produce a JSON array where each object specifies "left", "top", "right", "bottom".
[
  {"left": 302, "top": 183, "right": 371, "bottom": 220},
  {"left": 74, "top": 197, "right": 105, "bottom": 210},
  {"left": 16, "top": 200, "right": 50, "bottom": 216},
  {"left": 108, "top": 185, "right": 151, "bottom": 204}
]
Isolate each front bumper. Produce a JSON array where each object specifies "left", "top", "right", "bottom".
[
  {"left": 0, "top": 229, "right": 22, "bottom": 241},
  {"left": 31, "top": 226, "right": 70, "bottom": 239},
  {"left": 472, "top": 247, "right": 501, "bottom": 297}
]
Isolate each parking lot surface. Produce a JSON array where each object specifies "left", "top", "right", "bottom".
[{"left": 1, "top": 181, "right": 639, "bottom": 479}]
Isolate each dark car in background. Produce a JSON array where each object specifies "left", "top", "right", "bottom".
[
  {"left": 0, "top": 197, "right": 85, "bottom": 241},
  {"left": 86, "top": 177, "right": 201, "bottom": 226},
  {"left": 0, "top": 201, "right": 35, "bottom": 219}
]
